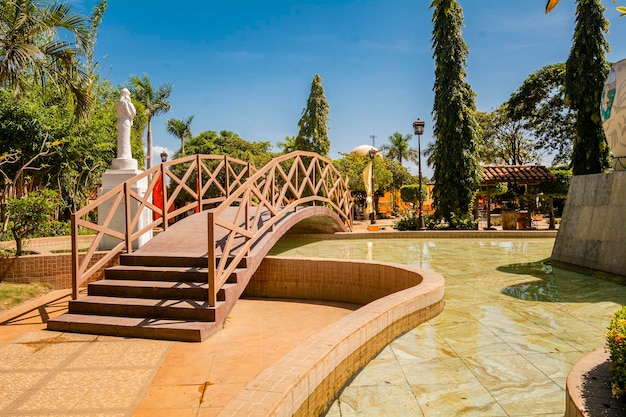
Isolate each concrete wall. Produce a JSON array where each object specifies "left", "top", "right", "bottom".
[{"left": 552, "top": 171, "right": 626, "bottom": 277}]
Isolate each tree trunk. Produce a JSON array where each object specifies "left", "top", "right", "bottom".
[{"left": 15, "top": 236, "right": 22, "bottom": 256}]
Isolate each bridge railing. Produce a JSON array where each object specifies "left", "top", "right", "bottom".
[
  {"left": 70, "top": 154, "right": 255, "bottom": 298},
  {"left": 207, "top": 151, "right": 353, "bottom": 306}
]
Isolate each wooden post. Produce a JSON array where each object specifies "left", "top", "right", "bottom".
[
  {"left": 312, "top": 160, "right": 316, "bottom": 207},
  {"left": 270, "top": 170, "right": 276, "bottom": 233},
  {"left": 161, "top": 163, "right": 168, "bottom": 230},
  {"left": 197, "top": 154, "right": 202, "bottom": 212},
  {"left": 207, "top": 211, "right": 216, "bottom": 307},
  {"left": 124, "top": 182, "right": 132, "bottom": 254},
  {"left": 71, "top": 213, "right": 79, "bottom": 300}
]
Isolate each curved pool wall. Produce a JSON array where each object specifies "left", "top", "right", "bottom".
[
  {"left": 565, "top": 349, "right": 626, "bottom": 416},
  {"left": 219, "top": 257, "right": 445, "bottom": 416}
]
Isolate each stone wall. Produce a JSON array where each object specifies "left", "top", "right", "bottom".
[{"left": 552, "top": 171, "right": 626, "bottom": 277}]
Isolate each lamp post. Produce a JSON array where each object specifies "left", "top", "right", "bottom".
[
  {"left": 412, "top": 118, "right": 426, "bottom": 230},
  {"left": 160, "top": 151, "right": 168, "bottom": 163},
  {"left": 368, "top": 147, "right": 377, "bottom": 224}
]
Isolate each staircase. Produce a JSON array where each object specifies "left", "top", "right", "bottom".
[{"left": 47, "top": 253, "right": 249, "bottom": 342}]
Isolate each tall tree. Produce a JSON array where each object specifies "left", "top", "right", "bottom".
[
  {"left": 477, "top": 106, "right": 540, "bottom": 166},
  {"left": 128, "top": 73, "right": 172, "bottom": 169},
  {"left": 0, "top": 0, "right": 104, "bottom": 118},
  {"left": 546, "top": 0, "right": 611, "bottom": 174},
  {"left": 380, "top": 132, "right": 418, "bottom": 166},
  {"left": 506, "top": 63, "right": 575, "bottom": 166},
  {"left": 565, "top": 0, "right": 610, "bottom": 175},
  {"left": 166, "top": 115, "right": 193, "bottom": 154},
  {"left": 430, "top": 0, "right": 481, "bottom": 222},
  {"left": 295, "top": 74, "right": 331, "bottom": 156}
]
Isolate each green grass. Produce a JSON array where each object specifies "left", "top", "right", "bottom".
[{"left": 0, "top": 282, "right": 54, "bottom": 312}]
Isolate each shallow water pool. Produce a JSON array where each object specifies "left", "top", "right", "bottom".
[{"left": 269, "top": 237, "right": 626, "bottom": 416}]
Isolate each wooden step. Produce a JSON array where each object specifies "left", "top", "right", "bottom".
[
  {"left": 47, "top": 240, "right": 251, "bottom": 342},
  {"left": 104, "top": 265, "right": 244, "bottom": 284},
  {"left": 88, "top": 279, "right": 210, "bottom": 300},
  {"left": 105, "top": 265, "right": 210, "bottom": 282},
  {"left": 47, "top": 313, "right": 218, "bottom": 342},
  {"left": 119, "top": 254, "right": 208, "bottom": 268},
  {"left": 120, "top": 254, "right": 248, "bottom": 268},
  {"left": 68, "top": 295, "right": 220, "bottom": 321}
]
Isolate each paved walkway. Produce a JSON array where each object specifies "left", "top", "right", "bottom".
[{"left": 0, "top": 290, "right": 357, "bottom": 416}]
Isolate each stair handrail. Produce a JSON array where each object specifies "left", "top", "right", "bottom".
[
  {"left": 206, "top": 151, "right": 353, "bottom": 306},
  {"left": 70, "top": 154, "right": 255, "bottom": 299}
]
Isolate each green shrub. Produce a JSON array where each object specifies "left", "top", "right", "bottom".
[
  {"left": 425, "top": 213, "right": 478, "bottom": 230},
  {"left": 607, "top": 305, "right": 626, "bottom": 400},
  {"left": 394, "top": 212, "right": 478, "bottom": 231},
  {"left": 6, "top": 190, "right": 61, "bottom": 255},
  {"left": 394, "top": 213, "right": 422, "bottom": 231}
]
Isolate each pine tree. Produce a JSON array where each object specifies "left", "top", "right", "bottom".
[
  {"left": 430, "top": 0, "right": 481, "bottom": 222},
  {"left": 565, "top": 0, "right": 610, "bottom": 175},
  {"left": 295, "top": 74, "right": 331, "bottom": 156}
]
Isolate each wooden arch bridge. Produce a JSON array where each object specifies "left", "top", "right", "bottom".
[{"left": 47, "top": 152, "right": 353, "bottom": 342}]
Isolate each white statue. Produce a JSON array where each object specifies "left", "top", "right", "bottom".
[{"left": 116, "top": 88, "right": 136, "bottom": 160}]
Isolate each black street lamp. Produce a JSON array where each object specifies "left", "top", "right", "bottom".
[
  {"left": 160, "top": 151, "right": 168, "bottom": 163},
  {"left": 412, "top": 118, "right": 426, "bottom": 230},
  {"left": 368, "top": 147, "right": 377, "bottom": 224}
]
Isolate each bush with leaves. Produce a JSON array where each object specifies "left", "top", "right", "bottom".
[
  {"left": 425, "top": 212, "right": 478, "bottom": 230},
  {"left": 607, "top": 305, "right": 626, "bottom": 400},
  {"left": 395, "top": 211, "right": 477, "bottom": 231},
  {"left": 5, "top": 189, "right": 61, "bottom": 256},
  {"left": 400, "top": 184, "right": 428, "bottom": 208},
  {"left": 394, "top": 213, "right": 422, "bottom": 231}
]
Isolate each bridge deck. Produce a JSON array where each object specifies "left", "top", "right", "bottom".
[{"left": 135, "top": 206, "right": 347, "bottom": 259}]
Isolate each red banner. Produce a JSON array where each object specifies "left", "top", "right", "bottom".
[{"left": 153, "top": 172, "right": 164, "bottom": 220}]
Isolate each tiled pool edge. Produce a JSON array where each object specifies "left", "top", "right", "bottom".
[
  {"left": 219, "top": 257, "right": 445, "bottom": 416},
  {"left": 335, "top": 229, "right": 558, "bottom": 239}
]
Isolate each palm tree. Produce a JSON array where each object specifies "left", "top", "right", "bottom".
[
  {"left": 128, "top": 73, "right": 172, "bottom": 169},
  {"left": 166, "top": 116, "right": 194, "bottom": 154},
  {"left": 0, "top": 0, "right": 96, "bottom": 118},
  {"left": 379, "top": 132, "right": 418, "bottom": 166}
]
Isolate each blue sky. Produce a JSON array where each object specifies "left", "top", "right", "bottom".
[{"left": 72, "top": 0, "right": 626, "bottom": 177}]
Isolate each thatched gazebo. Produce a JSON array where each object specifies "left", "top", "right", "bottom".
[{"left": 480, "top": 165, "right": 557, "bottom": 229}]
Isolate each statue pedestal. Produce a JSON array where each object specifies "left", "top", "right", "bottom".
[
  {"left": 98, "top": 166, "right": 152, "bottom": 251},
  {"left": 111, "top": 157, "right": 138, "bottom": 171}
]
